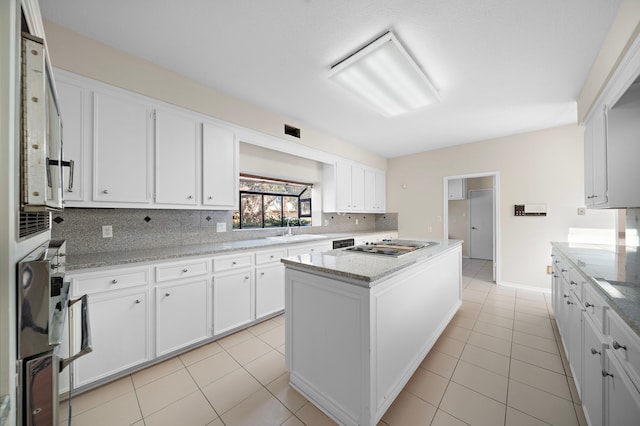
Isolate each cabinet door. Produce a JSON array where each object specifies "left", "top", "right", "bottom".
[
  {"left": 375, "top": 171, "right": 386, "bottom": 211},
  {"left": 448, "top": 179, "right": 466, "bottom": 200},
  {"left": 155, "top": 109, "right": 198, "bottom": 205},
  {"left": 567, "top": 291, "right": 584, "bottom": 392},
  {"left": 335, "top": 162, "right": 352, "bottom": 210},
  {"left": 202, "top": 122, "right": 237, "bottom": 208},
  {"left": 364, "top": 169, "right": 376, "bottom": 211},
  {"left": 585, "top": 107, "right": 608, "bottom": 206},
  {"left": 213, "top": 270, "right": 253, "bottom": 335},
  {"left": 256, "top": 263, "right": 285, "bottom": 319},
  {"left": 156, "top": 279, "right": 208, "bottom": 356},
  {"left": 583, "top": 314, "right": 605, "bottom": 426},
  {"left": 55, "top": 79, "right": 85, "bottom": 202},
  {"left": 75, "top": 291, "right": 149, "bottom": 387},
  {"left": 604, "top": 349, "right": 640, "bottom": 426},
  {"left": 93, "top": 92, "right": 151, "bottom": 203},
  {"left": 351, "top": 165, "right": 365, "bottom": 211}
]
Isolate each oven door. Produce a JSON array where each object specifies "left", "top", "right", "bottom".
[{"left": 19, "top": 352, "right": 60, "bottom": 426}]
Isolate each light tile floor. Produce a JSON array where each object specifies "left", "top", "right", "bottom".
[{"left": 60, "top": 258, "right": 586, "bottom": 426}]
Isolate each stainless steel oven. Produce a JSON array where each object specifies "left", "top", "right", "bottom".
[
  {"left": 17, "top": 241, "right": 91, "bottom": 426},
  {"left": 332, "top": 238, "right": 355, "bottom": 249}
]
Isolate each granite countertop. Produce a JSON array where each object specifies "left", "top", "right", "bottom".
[
  {"left": 551, "top": 242, "right": 640, "bottom": 335},
  {"left": 281, "top": 239, "right": 463, "bottom": 287},
  {"left": 65, "top": 231, "right": 396, "bottom": 271}
]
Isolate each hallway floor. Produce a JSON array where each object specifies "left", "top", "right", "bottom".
[{"left": 60, "top": 258, "right": 585, "bottom": 425}]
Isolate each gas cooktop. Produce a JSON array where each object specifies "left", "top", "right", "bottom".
[{"left": 344, "top": 240, "right": 438, "bottom": 257}]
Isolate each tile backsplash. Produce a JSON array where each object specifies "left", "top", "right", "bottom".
[{"left": 52, "top": 208, "right": 398, "bottom": 255}]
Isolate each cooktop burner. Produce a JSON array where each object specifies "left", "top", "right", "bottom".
[{"left": 344, "top": 240, "right": 436, "bottom": 257}]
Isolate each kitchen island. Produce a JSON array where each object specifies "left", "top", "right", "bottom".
[{"left": 282, "top": 240, "right": 462, "bottom": 426}]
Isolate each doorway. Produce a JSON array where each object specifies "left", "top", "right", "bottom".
[
  {"left": 443, "top": 172, "right": 500, "bottom": 284},
  {"left": 469, "top": 189, "right": 494, "bottom": 260}
]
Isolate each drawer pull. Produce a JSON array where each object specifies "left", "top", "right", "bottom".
[
  {"left": 585, "top": 302, "right": 594, "bottom": 308},
  {"left": 570, "top": 280, "right": 577, "bottom": 286},
  {"left": 165, "top": 293, "right": 170, "bottom": 297},
  {"left": 102, "top": 189, "right": 109, "bottom": 194},
  {"left": 566, "top": 300, "right": 573, "bottom": 305},
  {"left": 563, "top": 294, "right": 569, "bottom": 298},
  {"left": 591, "top": 348, "right": 601, "bottom": 355},
  {"left": 187, "top": 195, "right": 193, "bottom": 199},
  {"left": 612, "top": 341, "right": 627, "bottom": 351},
  {"left": 245, "top": 276, "right": 249, "bottom": 280},
  {"left": 270, "top": 255, "right": 274, "bottom": 259},
  {"left": 232, "top": 261, "right": 237, "bottom": 265},
  {"left": 602, "top": 370, "right": 614, "bottom": 378},
  {"left": 111, "top": 279, "right": 118, "bottom": 284},
  {"left": 135, "top": 299, "right": 141, "bottom": 304},
  {"left": 260, "top": 272, "right": 265, "bottom": 276},
  {"left": 182, "top": 268, "right": 188, "bottom": 273},
  {"left": 561, "top": 269, "right": 568, "bottom": 273}
]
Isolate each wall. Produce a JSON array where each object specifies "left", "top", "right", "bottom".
[
  {"left": 239, "top": 143, "right": 324, "bottom": 184},
  {"left": 448, "top": 176, "right": 494, "bottom": 257},
  {"left": 578, "top": 0, "right": 640, "bottom": 122},
  {"left": 50, "top": 209, "right": 398, "bottom": 255},
  {"left": 387, "top": 124, "right": 616, "bottom": 290},
  {"left": 42, "top": 20, "right": 387, "bottom": 171}
]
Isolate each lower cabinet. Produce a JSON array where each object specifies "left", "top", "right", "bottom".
[
  {"left": 212, "top": 269, "right": 254, "bottom": 335},
  {"left": 156, "top": 279, "right": 209, "bottom": 356},
  {"left": 75, "top": 290, "right": 150, "bottom": 387},
  {"left": 604, "top": 349, "right": 640, "bottom": 425},
  {"left": 255, "top": 263, "right": 285, "bottom": 319},
  {"left": 583, "top": 313, "right": 606, "bottom": 426}
]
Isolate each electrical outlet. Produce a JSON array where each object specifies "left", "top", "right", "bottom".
[
  {"left": 577, "top": 207, "right": 586, "bottom": 216},
  {"left": 428, "top": 226, "right": 433, "bottom": 233},
  {"left": 102, "top": 225, "right": 113, "bottom": 238},
  {"left": 355, "top": 219, "right": 359, "bottom": 225},
  {"left": 216, "top": 223, "right": 227, "bottom": 232}
]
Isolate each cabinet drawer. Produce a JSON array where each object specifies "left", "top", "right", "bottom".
[
  {"left": 255, "top": 248, "right": 287, "bottom": 265},
  {"left": 583, "top": 282, "right": 606, "bottom": 332},
  {"left": 155, "top": 259, "right": 209, "bottom": 282},
  {"left": 567, "top": 270, "right": 583, "bottom": 302},
  {"left": 213, "top": 252, "right": 253, "bottom": 273},
  {"left": 287, "top": 242, "right": 332, "bottom": 257},
  {"left": 608, "top": 311, "right": 640, "bottom": 386},
  {"left": 71, "top": 267, "right": 149, "bottom": 295}
]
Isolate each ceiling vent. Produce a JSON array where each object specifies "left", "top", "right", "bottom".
[{"left": 284, "top": 124, "right": 301, "bottom": 139}]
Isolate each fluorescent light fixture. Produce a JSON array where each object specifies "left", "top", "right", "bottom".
[{"left": 329, "top": 31, "right": 439, "bottom": 116}]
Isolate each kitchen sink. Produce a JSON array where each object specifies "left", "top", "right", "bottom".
[{"left": 266, "top": 234, "right": 327, "bottom": 242}]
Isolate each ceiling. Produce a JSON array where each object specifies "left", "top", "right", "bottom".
[{"left": 39, "top": 0, "right": 621, "bottom": 159}]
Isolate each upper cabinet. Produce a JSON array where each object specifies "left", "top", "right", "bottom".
[
  {"left": 155, "top": 109, "right": 199, "bottom": 205},
  {"left": 55, "top": 69, "right": 238, "bottom": 210},
  {"left": 93, "top": 91, "right": 153, "bottom": 204},
  {"left": 448, "top": 178, "right": 466, "bottom": 201},
  {"left": 202, "top": 122, "right": 237, "bottom": 209},
  {"left": 584, "top": 34, "right": 640, "bottom": 209},
  {"left": 324, "top": 162, "right": 386, "bottom": 213}
]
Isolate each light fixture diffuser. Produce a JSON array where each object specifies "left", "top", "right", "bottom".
[{"left": 329, "top": 31, "right": 439, "bottom": 117}]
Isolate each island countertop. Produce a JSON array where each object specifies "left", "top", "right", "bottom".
[{"left": 281, "top": 239, "right": 463, "bottom": 287}]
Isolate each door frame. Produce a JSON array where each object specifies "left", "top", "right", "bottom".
[{"left": 443, "top": 172, "right": 500, "bottom": 284}]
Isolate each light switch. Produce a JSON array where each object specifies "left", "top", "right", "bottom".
[
  {"left": 216, "top": 223, "right": 227, "bottom": 232},
  {"left": 102, "top": 225, "right": 113, "bottom": 238}
]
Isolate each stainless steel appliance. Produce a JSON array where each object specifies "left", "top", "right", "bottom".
[
  {"left": 17, "top": 241, "right": 91, "bottom": 426},
  {"left": 332, "top": 238, "right": 355, "bottom": 249},
  {"left": 344, "top": 240, "right": 438, "bottom": 257},
  {"left": 21, "top": 33, "right": 73, "bottom": 212}
]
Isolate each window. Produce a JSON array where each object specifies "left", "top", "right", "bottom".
[{"left": 233, "top": 176, "right": 313, "bottom": 229}]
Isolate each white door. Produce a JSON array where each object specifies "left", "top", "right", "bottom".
[{"left": 469, "top": 189, "right": 493, "bottom": 260}]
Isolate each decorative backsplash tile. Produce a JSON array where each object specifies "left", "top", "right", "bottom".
[{"left": 51, "top": 208, "right": 398, "bottom": 255}]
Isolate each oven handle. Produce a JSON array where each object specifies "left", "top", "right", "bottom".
[{"left": 60, "top": 294, "right": 92, "bottom": 371}]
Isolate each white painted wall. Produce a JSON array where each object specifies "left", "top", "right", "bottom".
[
  {"left": 239, "top": 142, "right": 323, "bottom": 184},
  {"left": 387, "top": 125, "right": 616, "bottom": 290}
]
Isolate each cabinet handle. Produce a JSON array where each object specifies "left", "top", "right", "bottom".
[
  {"left": 165, "top": 293, "right": 170, "bottom": 297},
  {"left": 591, "top": 348, "right": 601, "bottom": 355},
  {"left": 182, "top": 268, "right": 188, "bottom": 273},
  {"left": 111, "top": 279, "right": 118, "bottom": 284},
  {"left": 554, "top": 260, "right": 560, "bottom": 264},
  {"left": 244, "top": 276, "right": 249, "bottom": 280},
  {"left": 187, "top": 195, "right": 193, "bottom": 199},
  {"left": 570, "top": 280, "right": 577, "bottom": 286},
  {"left": 566, "top": 300, "right": 573, "bottom": 305},
  {"left": 260, "top": 272, "right": 265, "bottom": 276},
  {"left": 232, "top": 261, "right": 237, "bottom": 265},
  {"left": 135, "top": 299, "right": 141, "bottom": 304},
  {"left": 270, "top": 255, "right": 274, "bottom": 259},
  {"left": 102, "top": 189, "right": 109, "bottom": 194},
  {"left": 585, "top": 302, "right": 594, "bottom": 308},
  {"left": 602, "top": 370, "right": 613, "bottom": 378},
  {"left": 563, "top": 294, "right": 569, "bottom": 298},
  {"left": 553, "top": 274, "right": 558, "bottom": 278},
  {"left": 612, "top": 341, "right": 627, "bottom": 351},
  {"left": 561, "top": 269, "right": 568, "bottom": 273},
  {"left": 208, "top": 196, "right": 213, "bottom": 200}
]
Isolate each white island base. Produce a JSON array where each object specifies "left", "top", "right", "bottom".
[{"left": 284, "top": 244, "right": 462, "bottom": 426}]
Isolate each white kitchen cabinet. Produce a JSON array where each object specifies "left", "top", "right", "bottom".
[
  {"left": 156, "top": 279, "right": 209, "bottom": 356},
  {"left": 325, "top": 162, "right": 373, "bottom": 212},
  {"left": 212, "top": 269, "right": 254, "bottom": 335},
  {"left": 582, "top": 313, "right": 606, "bottom": 426},
  {"left": 202, "top": 122, "right": 237, "bottom": 209},
  {"left": 74, "top": 289, "right": 150, "bottom": 387},
  {"left": 255, "top": 263, "right": 285, "bottom": 319},
  {"left": 336, "top": 162, "right": 353, "bottom": 211},
  {"left": 55, "top": 78, "right": 86, "bottom": 202},
  {"left": 448, "top": 178, "right": 466, "bottom": 200},
  {"left": 287, "top": 241, "right": 332, "bottom": 257},
  {"left": 93, "top": 91, "right": 152, "bottom": 203},
  {"left": 155, "top": 109, "right": 199, "bottom": 205},
  {"left": 584, "top": 106, "right": 608, "bottom": 207},
  {"left": 365, "top": 170, "right": 386, "bottom": 212},
  {"left": 566, "top": 291, "right": 584, "bottom": 394},
  {"left": 604, "top": 349, "right": 640, "bottom": 426}
]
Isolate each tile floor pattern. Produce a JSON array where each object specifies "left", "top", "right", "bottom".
[{"left": 60, "top": 258, "right": 587, "bottom": 426}]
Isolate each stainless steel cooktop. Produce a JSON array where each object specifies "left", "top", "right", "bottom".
[{"left": 344, "top": 240, "right": 438, "bottom": 257}]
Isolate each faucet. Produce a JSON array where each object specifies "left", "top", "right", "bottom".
[{"left": 285, "top": 217, "right": 293, "bottom": 236}]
